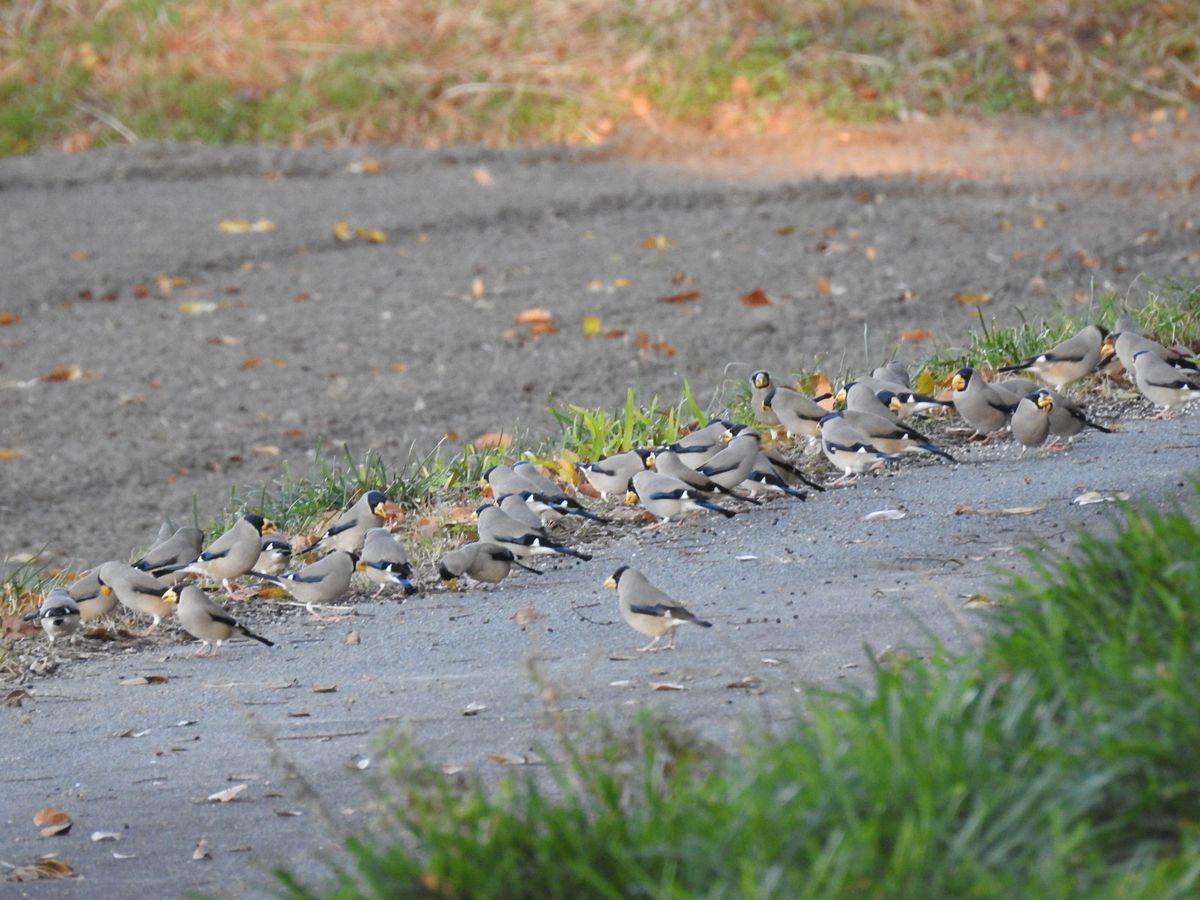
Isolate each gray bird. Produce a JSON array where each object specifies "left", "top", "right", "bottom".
[
  {"left": 255, "top": 535, "right": 293, "bottom": 576},
  {"left": 498, "top": 492, "right": 548, "bottom": 530},
  {"left": 358, "top": 527, "right": 418, "bottom": 597},
  {"left": 839, "top": 381, "right": 898, "bottom": 421},
  {"left": 437, "top": 541, "right": 540, "bottom": 589},
  {"left": 1010, "top": 391, "right": 1053, "bottom": 454},
  {"left": 605, "top": 565, "right": 712, "bottom": 652},
  {"left": 577, "top": 449, "right": 650, "bottom": 499},
  {"left": 998, "top": 324, "right": 1107, "bottom": 389},
  {"left": 96, "top": 561, "right": 176, "bottom": 635},
  {"left": 1037, "top": 387, "right": 1112, "bottom": 447},
  {"left": 649, "top": 448, "right": 759, "bottom": 503},
  {"left": 818, "top": 413, "right": 900, "bottom": 485},
  {"left": 488, "top": 463, "right": 604, "bottom": 523},
  {"left": 24, "top": 588, "right": 81, "bottom": 643},
  {"left": 749, "top": 370, "right": 781, "bottom": 428},
  {"left": 950, "top": 367, "right": 1017, "bottom": 438},
  {"left": 627, "top": 470, "right": 736, "bottom": 522},
  {"left": 697, "top": 429, "right": 763, "bottom": 490},
  {"left": 298, "top": 491, "right": 386, "bottom": 555},
  {"left": 1133, "top": 349, "right": 1200, "bottom": 414},
  {"left": 840, "top": 409, "right": 955, "bottom": 461},
  {"left": 663, "top": 420, "right": 736, "bottom": 467},
  {"left": 132, "top": 525, "right": 204, "bottom": 583},
  {"left": 761, "top": 385, "right": 828, "bottom": 442},
  {"left": 170, "top": 514, "right": 275, "bottom": 595},
  {"left": 474, "top": 505, "right": 592, "bottom": 560},
  {"left": 68, "top": 567, "right": 114, "bottom": 621},
  {"left": 169, "top": 584, "right": 273, "bottom": 656},
  {"left": 870, "top": 361, "right": 912, "bottom": 388},
  {"left": 876, "top": 388, "right": 952, "bottom": 420},
  {"left": 1107, "top": 330, "right": 1198, "bottom": 377},
  {"left": 251, "top": 550, "right": 357, "bottom": 612},
  {"left": 740, "top": 453, "right": 809, "bottom": 499}
]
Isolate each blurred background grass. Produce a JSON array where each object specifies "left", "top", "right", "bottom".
[{"left": 2, "top": 0, "right": 1197, "bottom": 156}]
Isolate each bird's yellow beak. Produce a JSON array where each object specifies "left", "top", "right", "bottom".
[
  {"left": 162, "top": 588, "right": 178, "bottom": 606},
  {"left": 1036, "top": 393, "right": 1055, "bottom": 412},
  {"left": 603, "top": 576, "right": 617, "bottom": 589},
  {"left": 445, "top": 577, "right": 459, "bottom": 590},
  {"left": 355, "top": 560, "right": 368, "bottom": 572},
  {"left": 951, "top": 374, "right": 966, "bottom": 391},
  {"left": 624, "top": 490, "right": 639, "bottom": 505},
  {"left": 100, "top": 585, "right": 112, "bottom": 597},
  {"left": 834, "top": 388, "right": 847, "bottom": 406},
  {"left": 262, "top": 519, "right": 277, "bottom": 534},
  {"left": 646, "top": 454, "right": 657, "bottom": 469},
  {"left": 888, "top": 397, "right": 903, "bottom": 414}
]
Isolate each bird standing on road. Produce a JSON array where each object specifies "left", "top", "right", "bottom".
[
  {"left": 605, "top": 565, "right": 712, "bottom": 652},
  {"left": 170, "top": 584, "right": 274, "bottom": 656}
]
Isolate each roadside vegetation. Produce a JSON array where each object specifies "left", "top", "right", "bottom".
[
  {"left": 2, "top": 0, "right": 1197, "bottom": 155},
  {"left": 272, "top": 485, "right": 1200, "bottom": 898}
]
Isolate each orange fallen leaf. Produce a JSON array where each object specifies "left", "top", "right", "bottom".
[
  {"left": 671, "top": 271, "right": 690, "bottom": 284},
  {"left": 132, "top": 284, "right": 150, "bottom": 298},
  {"left": 640, "top": 235, "right": 672, "bottom": 250},
  {"left": 529, "top": 321, "right": 558, "bottom": 336},
  {"left": 268, "top": 357, "right": 287, "bottom": 367},
  {"left": 475, "top": 432, "right": 512, "bottom": 449},
  {"left": 956, "top": 292, "right": 992, "bottom": 305},
  {"left": 603, "top": 328, "right": 626, "bottom": 338},
  {"left": 651, "top": 340, "right": 677, "bottom": 356},
  {"left": 632, "top": 333, "right": 652, "bottom": 350},
  {"left": 33, "top": 807, "right": 71, "bottom": 829},
  {"left": 472, "top": 167, "right": 494, "bottom": 187},
  {"left": 816, "top": 276, "right": 832, "bottom": 295},
  {"left": 0, "top": 312, "right": 19, "bottom": 326},
  {"left": 1075, "top": 250, "right": 1102, "bottom": 269},
  {"left": 515, "top": 308, "right": 554, "bottom": 326},
  {"left": 240, "top": 357, "right": 260, "bottom": 370},
  {"left": 333, "top": 221, "right": 354, "bottom": 241},
  {"left": 739, "top": 288, "right": 771, "bottom": 306},
  {"left": 285, "top": 428, "right": 306, "bottom": 438},
  {"left": 471, "top": 277, "right": 485, "bottom": 299},
  {"left": 657, "top": 290, "right": 702, "bottom": 304},
  {"left": 0, "top": 449, "right": 22, "bottom": 460},
  {"left": 898, "top": 328, "right": 932, "bottom": 342}
]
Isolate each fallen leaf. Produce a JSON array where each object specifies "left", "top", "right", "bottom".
[
  {"left": 344, "top": 630, "right": 360, "bottom": 645},
  {"left": 581, "top": 315, "right": 602, "bottom": 337},
  {"left": 462, "top": 702, "right": 487, "bottom": 716},
  {"left": 862, "top": 509, "right": 907, "bottom": 522},
  {"left": 962, "top": 594, "right": 994, "bottom": 608},
  {"left": 641, "top": 234, "right": 672, "bottom": 250},
  {"left": 3, "top": 688, "right": 30, "bottom": 707},
  {"left": 91, "top": 832, "right": 121, "bottom": 842},
  {"left": 273, "top": 809, "right": 304, "bottom": 817},
  {"left": 604, "top": 328, "right": 626, "bottom": 338},
  {"left": 470, "top": 277, "right": 485, "bottom": 299},
  {"left": 111, "top": 852, "right": 137, "bottom": 860},
  {"left": 34, "top": 807, "right": 72, "bottom": 834},
  {"left": 1075, "top": 250, "right": 1102, "bottom": 269},
  {"left": 253, "top": 445, "right": 280, "bottom": 456},
  {"left": 192, "top": 838, "right": 211, "bottom": 861},
  {"left": 529, "top": 320, "right": 558, "bottom": 336},
  {"left": 0, "top": 449, "right": 23, "bottom": 460},
  {"left": 4, "top": 856, "right": 78, "bottom": 881},
  {"left": 474, "top": 432, "right": 512, "bottom": 449},
  {"left": 207, "top": 784, "right": 247, "bottom": 803},
  {"left": 612, "top": 277, "right": 631, "bottom": 288},
  {"left": 115, "top": 728, "right": 151, "bottom": 738},
  {"left": 312, "top": 684, "right": 338, "bottom": 694},
  {"left": 268, "top": 357, "right": 287, "bottom": 367},
  {"left": 285, "top": 428, "right": 306, "bottom": 438},
  {"left": 0, "top": 313, "right": 19, "bottom": 326},
  {"left": 913, "top": 370, "right": 938, "bottom": 395},
  {"left": 897, "top": 328, "right": 932, "bottom": 342},
  {"left": 651, "top": 340, "right": 677, "bottom": 356},
  {"left": 955, "top": 292, "right": 992, "bottom": 305},
  {"left": 240, "top": 356, "right": 261, "bottom": 370},
  {"left": 735, "top": 555, "right": 758, "bottom": 561},
  {"left": 650, "top": 682, "right": 686, "bottom": 691},
  {"left": 511, "top": 607, "right": 543, "bottom": 625},
  {"left": 816, "top": 276, "right": 832, "bottom": 295},
  {"left": 178, "top": 301, "right": 218, "bottom": 315},
  {"left": 774, "top": 225, "right": 797, "bottom": 236},
  {"left": 355, "top": 227, "right": 386, "bottom": 244},
  {"left": 333, "top": 221, "right": 354, "bottom": 241},
  {"left": 515, "top": 308, "right": 554, "bottom": 325},
  {"left": 441, "top": 764, "right": 465, "bottom": 776},
  {"left": 726, "top": 676, "right": 763, "bottom": 690},
  {"left": 132, "top": 284, "right": 150, "bottom": 298},
  {"left": 954, "top": 505, "right": 1044, "bottom": 516},
  {"left": 657, "top": 290, "right": 702, "bottom": 304},
  {"left": 218, "top": 218, "right": 274, "bottom": 233},
  {"left": 346, "top": 158, "right": 382, "bottom": 174},
  {"left": 739, "top": 288, "right": 771, "bottom": 306},
  {"left": 119, "top": 675, "right": 169, "bottom": 686},
  {"left": 487, "top": 753, "right": 531, "bottom": 766}
]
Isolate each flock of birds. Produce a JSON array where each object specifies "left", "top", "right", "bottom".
[{"left": 22, "top": 314, "right": 1200, "bottom": 655}]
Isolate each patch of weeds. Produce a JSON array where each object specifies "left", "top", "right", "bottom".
[
  {"left": 278, "top": 486, "right": 1200, "bottom": 897},
  {"left": 549, "top": 383, "right": 707, "bottom": 462}
]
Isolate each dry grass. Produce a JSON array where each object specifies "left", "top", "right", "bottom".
[{"left": 2, "top": 0, "right": 1197, "bottom": 153}]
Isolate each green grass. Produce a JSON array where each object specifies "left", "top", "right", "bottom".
[
  {"left": 548, "top": 383, "right": 707, "bottom": 461},
  {"left": 276, "top": 486, "right": 1200, "bottom": 898}
]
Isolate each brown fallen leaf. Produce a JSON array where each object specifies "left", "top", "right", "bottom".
[
  {"left": 33, "top": 807, "right": 72, "bottom": 833},
  {"left": 726, "top": 676, "right": 763, "bottom": 690},
  {"left": 816, "top": 276, "right": 832, "bottom": 295},
  {"left": 529, "top": 320, "right": 558, "bottom": 336},
  {"left": 312, "top": 684, "right": 338, "bottom": 694},
  {"left": 470, "top": 277, "right": 485, "bottom": 299},
  {"left": 240, "top": 356, "right": 260, "bottom": 370},
  {"left": 1029, "top": 67, "right": 1052, "bottom": 103},
  {"left": 514, "top": 308, "right": 554, "bottom": 326},
  {"left": 641, "top": 234, "right": 672, "bottom": 250},
  {"left": 955, "top": 292, "right": 992, "bottom": 305},
  {"left": 739, "top": 288, "right": 771, "bottom": 306},
  {"left": 774, "top": 225, "right": 797, "bottom": 236},
  {"left": 4, "top": 856, "right": 78, "bottom": 881},
  {"left": 474, "top": 432, "right": 512, "bottom": 449},
  {"left": 657, "top": 290, "right": 702, "bottom": 304},
  {"left": 344, "top": 630, "right": 360, "bottom": 645},
  {"left": 273, "top": 809, "right": 304, "bottom": 817},
  {"left": 0, "top": 449, "right": 23, "bottom": 460},
  {"left": 472, "top": 166, "right": 494, "bottom": 187},
  {"left": 0, "top": 312, "right": 19, "bottom": 326},
  {"left": 192, "top": 837, "right": 211, "bottom": 861},
  {"left": 650, "top": 682, "right": 686, "bottom": 691},
  {"left": 3, "top": 688, "right": 30, "bottom": 707},
  {"left": 511, "top": 607, "right": 543, "bottom": 625},
  {"left": 119, "top": 675, "right": 169, "bottom": 686},
  {"left": 207, "top": 784, "right": 247, "bottom": 803},
  {"left": 953, "top": 504, "right": 1044, "bottom": 516},
  {"left": 487, "top": 753, "right": 531, "bottom": 766},
  {"left": 253, "top": 445, "right": 281, "bottom": 456},
  {"left": 897, "top": 328, "right": 932, "bottom": 342}
]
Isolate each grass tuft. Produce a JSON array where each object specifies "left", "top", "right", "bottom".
[{"left": 278, "top": 484, "right": 1200, "bottom": 898}]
